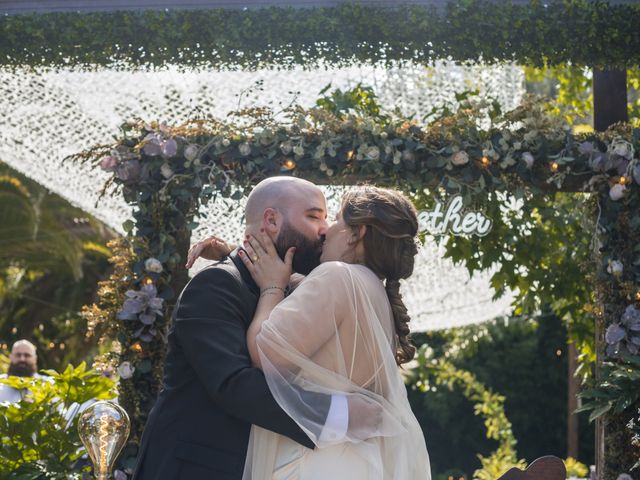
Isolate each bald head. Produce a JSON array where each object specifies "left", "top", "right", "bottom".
[
  {"left": 9, "top": 339, "right": 37, "bottom": 377},
  {"left": 11, "top": 339, "right": 36, "bottom": 355},
  {"left": 245, "top": 177, "right": 322, "bottom": 226},
  {"left": 243, "top": 177, "right": 328, "bottom": 274}
]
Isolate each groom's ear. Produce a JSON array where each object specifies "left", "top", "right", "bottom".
[{"left": 262, "top": 207, "right": 280, "bottom": 233}]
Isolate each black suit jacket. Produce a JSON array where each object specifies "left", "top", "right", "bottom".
[{"left": 132, "top": 251, "right": 329, "bottom": 480}]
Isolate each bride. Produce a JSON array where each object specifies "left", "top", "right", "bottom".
[{"left": 193, "top": 186, "right": 430, "bottom": 480}]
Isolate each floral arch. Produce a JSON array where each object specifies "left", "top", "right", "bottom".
[
  {"left": 81, "top": 96, "right": 640, "bottom": 476},
  {"left": 3, "top": 0, "right": 640, "bottom": 477}
]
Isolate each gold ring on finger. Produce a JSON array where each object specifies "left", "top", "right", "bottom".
[{"left": 252, "top": 255, "right": 259, "bottom": 262}]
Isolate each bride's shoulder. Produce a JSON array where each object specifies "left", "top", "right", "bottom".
[
  {"left": 309, "top": 261, "right": 350, "bottom": 277},
  {"left": 310, "top": 261, "right": 373, "bottom": 280}
]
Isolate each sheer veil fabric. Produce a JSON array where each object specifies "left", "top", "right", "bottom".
[{"left": 242, "top": 261, "right": 431, "bottom": 480}]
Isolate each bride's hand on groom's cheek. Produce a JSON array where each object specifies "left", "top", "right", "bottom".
[{"left": 240, "top": 231, "right": 294, "bottom": 291}]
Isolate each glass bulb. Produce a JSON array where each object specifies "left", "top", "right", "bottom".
[{"left": 78, "top": 401, "right": 130, "bottom": 480}]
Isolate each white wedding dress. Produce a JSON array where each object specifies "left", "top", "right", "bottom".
[{"left": 242, "top": 261, "right": 431, "bottom": 480}]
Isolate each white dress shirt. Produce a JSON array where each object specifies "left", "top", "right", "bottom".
[{"left": 318, "top": 394, "right": 348, "bottom": 443}]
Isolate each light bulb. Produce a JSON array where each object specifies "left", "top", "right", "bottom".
[{"left": 78, "top": 401, "right": 130, "bottom": 480}]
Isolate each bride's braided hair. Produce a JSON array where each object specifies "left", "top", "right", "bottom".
[{"left": 341, "top": 186, "right": 419, "bottom": 365}]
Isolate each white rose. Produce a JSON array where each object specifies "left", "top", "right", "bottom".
[
  {"left": 609, "top": 183, "right": 626, "bottom": 201},
  {"left": 293, "top": 145, "right": 305, "bottom": 156},
  {"left": 609, "top": 138, "right": 633, "bottom": 159},
  {"left": 239, "top": 143, "right": 251, "bottom": 156},
  {"left": 451, "top": 151, "right": 470, "bottom": 166},
  {"left": 117, "top": 361, "right": 135, "bottom": 380},
  {"left": 280, "top": 142, "right": 292, "bottom": 155},
  {"left": 144, "top": 258, "right": 163, "bottom": 273},
  {"left": 607, "top": 259, "right": 624, "bottom": 277},
  {"left": 522, "top": 152, "right": 535, "bottom": 169},
  {"left": 184, "top": 144, "right": 199, "bottom": 162},
  {"left": 366, "top": 146, "right": 380, "bottom": 160},
  {"left": 160, "top": 163, "right": 174, "bottom": 179},
  {"left": 221, "top": 138, "right": 231, "bottom": 147}
]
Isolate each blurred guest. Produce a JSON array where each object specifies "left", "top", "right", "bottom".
[{"left": 0, "top": 339, "right": 46, "bottom": 403}]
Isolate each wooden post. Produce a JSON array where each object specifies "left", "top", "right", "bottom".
[
  {"left": 592, "top": 67, "right": 629, "bottom": 480},
  {"left": 593, "top": 69, "right": 628, "bottom": 132},
  {"left": 567, "top": 341, "right": 579, "bottom": 459}
]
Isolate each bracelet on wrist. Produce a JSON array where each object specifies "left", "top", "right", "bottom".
[{"left": 260, "top": 286, "right": 286, "bottom": 296}]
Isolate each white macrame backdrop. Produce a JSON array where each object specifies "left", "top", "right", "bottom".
[{"left": 0, "top": 61, "right": 523, "bottom": 330}]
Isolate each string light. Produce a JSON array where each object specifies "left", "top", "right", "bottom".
[
  {"left": 131, "top": 342, "right": 143, "bottom": 353},
  {"left": 347, "top": 150, "right": 354, "bottom": 161},
  {"left": 619, "top": 176, "right": 628, "bottom": 185},
  {"left": 550, "top": 161, "right": 559, "bottom": 172},
  {"left": 556, "top": 349, "right": 562, "bottom": 357},
  {"left": 281, "top": 158, "right": 296, "bottom": 170},
  {"left": 635, "top": 291, "right": 640, "bottom": 301},
  {"left": 142, "top": 277, "right": 154, "bottom": 286},
  {"left": 480, "top": 156, "right": 490, "bottom": 167}
]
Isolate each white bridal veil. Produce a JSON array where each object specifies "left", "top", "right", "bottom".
[{"left": 244, "top": 261, "right": 431, "bottom": 480}]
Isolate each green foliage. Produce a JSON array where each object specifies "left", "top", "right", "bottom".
[
  {"left": 0, "top": 163, "right": 113, "bottom": 370},
  {"left": 0, "top": 363, "right": 116, "bottom": 479},
  {"left": 565, "top": 457, "right": 589, "bottom": 478},
  {"left": 430, "top": 189, "right": 597, "bottom": 379},
  {"left": 407, "top": 316, "right": 593, "bottom": 477},
  {"left": 0, "top": 174, "right": 83, "bottom": 280},
  {"left": 316, "top": 83, "right": 383, "bottom": 120},
  {"left": 411, "top": 351, "right": 527, "bottom": 479},
  {"left": 525, "top": 65, "right": 640, "bottom": 127},
  {"left": 0, "top": 349, "right": 8, "bottom": 372},
  {"left": 578, "top": 353, "right": 640, "bottom": 423},
  {"left": 2, "top": 1, "right": 640, "bottom": 70}
]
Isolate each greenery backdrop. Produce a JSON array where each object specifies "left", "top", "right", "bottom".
[
  {"left": 2, "top": 1, "right": 640, "bottom": 70},
  {"left": 0, "top": 163, "right": 113, "bottom": 369}
]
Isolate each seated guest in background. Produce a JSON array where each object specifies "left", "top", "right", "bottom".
[{"left": 0, "top": 339, "right": 46, "bottom": 403}]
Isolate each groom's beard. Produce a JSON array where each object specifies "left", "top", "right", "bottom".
[
  {"left": 8, "top": 362, "right": 36, "bottom": 377},
  {"left": 276, "top": 222, "right": 324, "bottom": 275}
]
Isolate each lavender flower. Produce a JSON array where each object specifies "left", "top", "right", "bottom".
[
  {"left": 117, "top": 284, "right": 164, "bottom": 332},
  {"left": 99, "top": 155, "right": 118, "bottom": 172},
  {"left": 605, "top": 305, "right": 640, "bottom": 358},
  {"left": 114, "top": 160, "right": 141, "bottom": 182},
  {"left": 162, "top": 138, "right": 178, "bottom": 158},
  {"left": 143, "top": 134, "right": 163, "bottom": 156},
  {"left": 143, "top": 134, "right": 178, "bottom": 158},
  {"left": 578, "top": 141, "right": 595, "bottom": 156}
]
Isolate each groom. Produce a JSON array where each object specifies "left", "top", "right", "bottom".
[{"left": 132, "top": 177, "right": 376, "bottom": 480}]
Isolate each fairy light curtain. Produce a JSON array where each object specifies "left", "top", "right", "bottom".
[{"left": 0, "top": 61, "right": 523, "bottom": 330}]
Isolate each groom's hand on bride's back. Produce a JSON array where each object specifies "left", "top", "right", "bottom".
[
  {"left": 347, "top": 395, "right": 383, "bottom": 440},
  {"left": 185, "top": 235, "right": 235, "bottom": 268}
]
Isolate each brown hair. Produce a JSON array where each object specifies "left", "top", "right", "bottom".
[{"left": 341, "top": 186, "right": 419, "bottom": 365}]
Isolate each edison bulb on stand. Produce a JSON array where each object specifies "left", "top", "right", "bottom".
[{"left": 78, "top": 401, "right": 130, "bottom": 480}]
